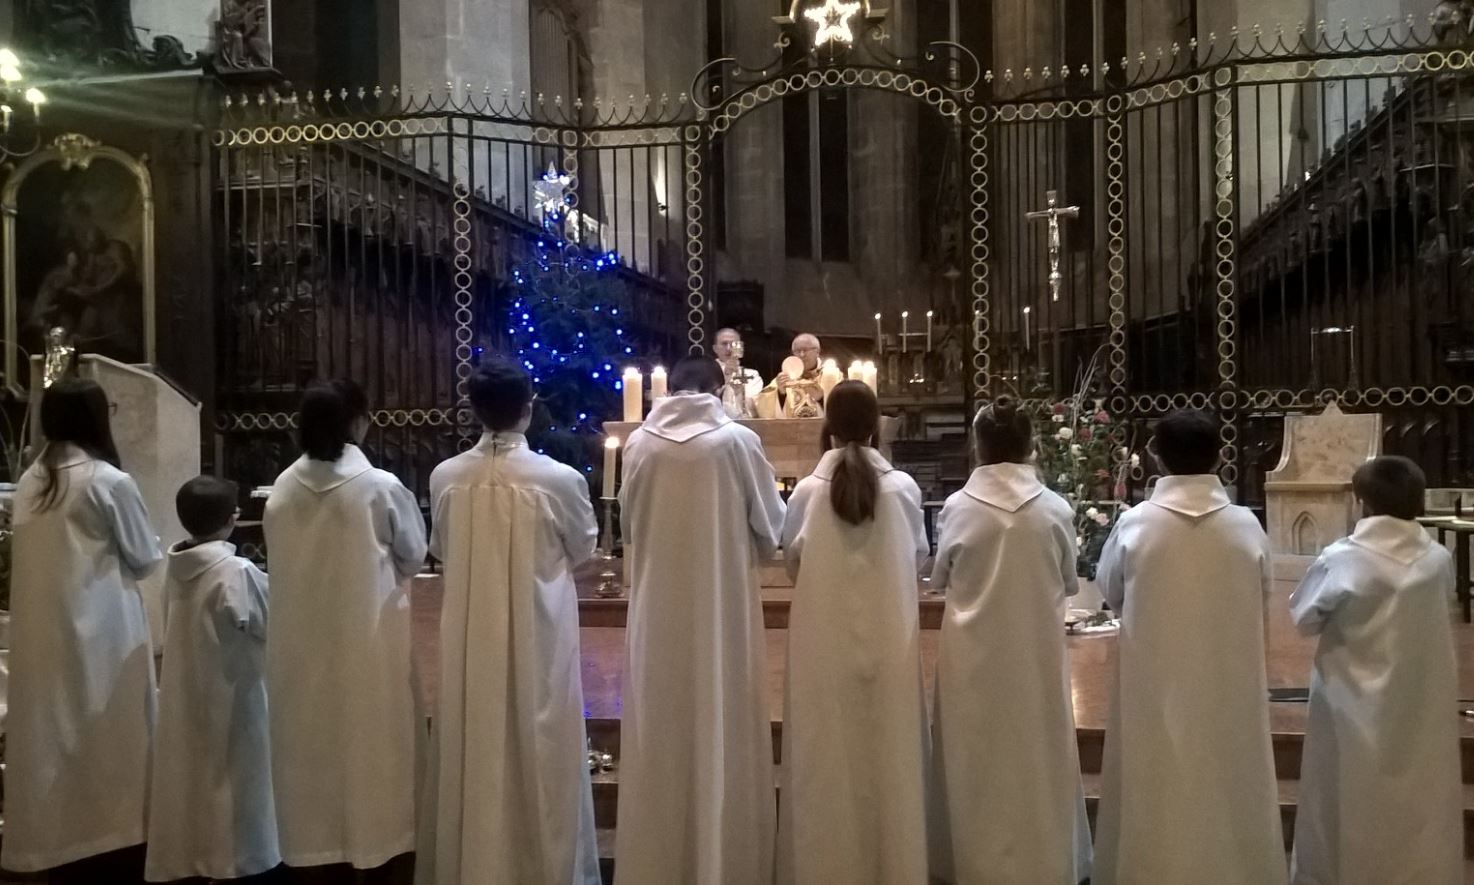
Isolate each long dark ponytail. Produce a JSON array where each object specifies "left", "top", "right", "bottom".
[
  {"left": 822, "top": 380, "right": 882, "bottom": 525},
  {"left": 35, "top": 378, "right": 121, "bottom": 511}
]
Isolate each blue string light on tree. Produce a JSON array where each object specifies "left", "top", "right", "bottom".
[{"left": 504, "top": 163, "right": 634, "bottom": 480}]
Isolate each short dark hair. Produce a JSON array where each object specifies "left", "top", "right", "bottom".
[
  {"left": 1153, "top": 409, "right": 1221, "bottom": 475},
  {"left": 670, "top": 356, "right": 724, "bottom": 394},
  {"left": 468, "top": 357, "right": 533, "bottom": 431},
  {"left": 973, "top": 395, "right": 1034, "bottom": 464},
  {"left": 177, "top": 475, "right": 239, "bottom": 539},
  {"left": 1353, "top": 456, "right": 1426, "bottom": 520},
  {"left": 299, "top": 379, "right": 369, "bottom": 462}
]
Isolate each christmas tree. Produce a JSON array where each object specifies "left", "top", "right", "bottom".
[{"left": 501, "top": 165, "right": 635, "bottom": 484}]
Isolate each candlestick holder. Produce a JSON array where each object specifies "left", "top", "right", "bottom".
[{"left": 594, "top": 496, "right": 622, "bottom": 598}]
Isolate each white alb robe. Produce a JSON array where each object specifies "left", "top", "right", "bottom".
[
  {"left": 4, "top": 447, "right": 163, "bottom": 872},
  {"left": 929, "top": 463, "right": 1092, "bottom": 885},
  {"left": 146, "top": 541, "right": 279, "bottom": 881},
  {"left": 615, "top": 393, "right": 787, "bottom": 885},
  {"left": 264, "top": 444, "right": 428, "bottom": 869},
  {"left": 1093, "top": 475, "right": 1287, "bottom": 885},
  {"left": 777, "top": 447, "right": 929, "bottom": 885},
  {"left": 1288, "top": 516, "right": 1463, "bottom": 885},
  {"left": 419, "top": 432, "right": 601, "bottom": 885}
]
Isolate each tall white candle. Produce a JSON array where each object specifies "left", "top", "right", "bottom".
[
  {"left": 1023, "top": 306, "right": 1032, "bottom": 352},
  {"left": 862, "top": 361, "right": 878, "bottom": 394},
  {"left": 622, "top": 368, "right": 643, "bottom": 422},
  {"left": 901, "top": 310, "right": 910, "bottom": 354},
  {"left": 819, "top": 359, "right": 843, "bottom": 401},
  {"left": 874, "top": 313, "right": 883, "bottom": 354},
  {"left": 650, "top": 365, "right": 668, "bottom": 400},
  {"left": 602, "top": 436, "right": 620, "bottom": 499},
  {"left": 848, "top": 360, "right": 864, "bottom": 382},
  {"left": 926, "top": 310, "right": 934, "bottom": 352}
]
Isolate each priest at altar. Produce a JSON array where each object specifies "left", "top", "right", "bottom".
[{"left": 755, "top": 333, "right": 826, "bottom": 419}]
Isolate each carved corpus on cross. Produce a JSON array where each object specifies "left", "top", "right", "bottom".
[{"left": 1026, "top": 189, "right": 1079, "bottom": 302}]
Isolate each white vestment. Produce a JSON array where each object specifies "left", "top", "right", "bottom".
[
  {"left": 4, "top": 447, "right": 162, "bottom": 872},
  {"left": 146, "top": 541, "right": 279, "bottom": 881},
  {"left": 1288, "top": 516, "right": 1463, "bottom": 885},
  {"left": 929, "top": 463, "right": 1092, "bottom": 885},
  {"left": 777, "top": 447, "right": 929, "bottom": 885},
  {"left": 264, "top": 444, "right": 428, "bottom": 868},
  {"left": 614, "top": 393, "right": 787, "bottom": 885},
  {"left": 419, "top": 432, "right": 601, "bottom": 885},
  {"left": 1093, "top": 475, "right": 1287, "bottom": 885}
]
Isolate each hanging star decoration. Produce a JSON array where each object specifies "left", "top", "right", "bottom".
[
  {"left": 534, "top": 162, "right": 572, "bottom": 219},
  {"left": 804, "top": 0, "right": 862, "bottom": 48}
]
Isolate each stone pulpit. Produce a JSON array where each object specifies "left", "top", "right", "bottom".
[{"left": 1264, "top": 402, "right": 1381, "bottom": 558}]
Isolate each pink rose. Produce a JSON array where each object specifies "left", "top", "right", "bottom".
[
  {"left": 1094, "top": 410, "right": 1110, "bottom": 423},
  {"left": 1078, "top": 428, "right": 1093, "bottom": 441},
  {"left": 1052, "top": 403, "right": 1066, "bottom": 415},
  {"left": 1114, "top": 481, "right": 1127, "bottom": 500}
]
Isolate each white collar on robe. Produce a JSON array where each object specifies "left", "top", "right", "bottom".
[
  {"left": 168, "top": 539, "right": 238, "bottom": 581},
  {"left": 961, "top": 462, "right": 1045, "bottom": 512},
  {"left": 640, "top": 392, "right": 731, "bottom": 444},
  {"left": 291, "top": 443, "right": 373, "bottom": 493},
  {"left": 473, "top": 431, "right": 528, "bottom": 454},
  {"left": 810, "top": 445, "right": 897, "bottom": 481},
  {"left": 1348, "top": 515, "right": 1433, "bottom": 566},
  {"left": 1148, "top": 474, "right": 1231, "bottom": 519}
]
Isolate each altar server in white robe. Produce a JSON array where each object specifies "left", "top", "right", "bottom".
[
  {"left": 929, "top": 396, "right": 1091, "bottom": 885},
  {"left": 264, "top": 380, "right": 428, "bottom": 876},
  {"left": 4, "top": 379, "right": 163, "bottom": 880},
  {"left": 615, "top": 357, "right": 787, "bottom": 885},
  {"left": 420, "top": 357, "right": 601, "bottom": 885},
  {"left": 146, "top": 476, "right": 279, "bottom": 882},
  {"left": 777, "top": 380, "right": 929, "bottom": 885},
  {"left": 1289, "top": 456, "right": 1462, "bottom": 885},
  {"left": 1094, "top": 409, "right": 1287, "bottom": 885}
]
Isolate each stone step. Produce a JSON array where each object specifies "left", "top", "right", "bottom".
[
  {"left": 585, "top": 717, "right": 1474, "bottom": 785},
  {"left": 589, "top": 770, "right": 1474, "bottom": 859}
]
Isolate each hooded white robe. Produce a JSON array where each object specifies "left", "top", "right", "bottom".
[
  {"left": 1288, "top": 516, "right": 1463, "bottom": 885},
  {"left": 614, "top": 392, "right": 787, "bottom": 885},
  {"left": 4, "top": 446, "right": 163, "bottom": 872},
  {"left": 776, "top": 446, "right": 929, "bottom": 885},
  {"left": 263, "top": 444, "right": 428, "bottom": 869},
  {"left": 419, "top": 431, "right": 601, "bottom": 885},
  {"left": 1092, "top": 474, "right": 1287, "bottom": 885},
  {"left": 928, "top": 463, "right": 1092, "bottom": 885},
  {"left": 145, "top": 541, "right": 279, "bottom": 882}
]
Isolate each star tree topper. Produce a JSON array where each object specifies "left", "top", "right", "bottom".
[{"left": 774, "top": 0, "right": 887, "bottom": 52}]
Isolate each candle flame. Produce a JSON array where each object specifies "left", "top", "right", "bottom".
[{"left": 605, "top": 436, "right": 621, "bottom": 450}]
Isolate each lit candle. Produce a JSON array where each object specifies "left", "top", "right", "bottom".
[
  {"left": 650, "top": 365, "right": 668, "bottom": 400},
  {"left": 874, "top": 312, "right": 883, "bottom": 354},
  {"left": 1023, "top": 306, "right": 1032, "bottom": 352},
  {"left": 622, "top": 367, "right": 643, "bottom": 422},
  {"left": 848, "top": 360, "right": 864, "bottom": 382},
  {"left": 862, "top": 361, "right": 878, "bottom": 394},
  {"left": 926, "top": 310, "right": 934, "bottom": 352},
  {"left": 819, "top": 359, "right": 844, "bottom": 401},
  {"left": 602, "top": 436, "right": 620, "bottom": 499},
  {"left": 901, "top": 310, "right": 910, "bottom": 354}
]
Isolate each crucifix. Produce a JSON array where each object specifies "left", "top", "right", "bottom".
[{"left": 1026, "top": 189, "right": 1080, "bottom": 302}]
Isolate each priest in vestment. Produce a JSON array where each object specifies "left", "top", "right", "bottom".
[
  {"left": 419, "top": 357, "right": 601, "bottom": 885},
  {"left": 1093, "top": 410, "right": 1287, "bottom": 885},
  {"left": 714, "top": 327, "right": 763, "bottom": 419},
  {"left": 615, "top": 357, "right": 787, "bottom": 885},
  {"left": 755, "top": 333, "right": 825, "bottom": 419}
]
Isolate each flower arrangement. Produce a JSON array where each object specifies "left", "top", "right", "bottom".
[{"left": 1029, "top": 348, "right": 1137, "bottom": 581}]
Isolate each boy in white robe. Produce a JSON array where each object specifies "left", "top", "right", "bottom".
[
  {"left": 929, "top": 397, "right": 1091, "bottom": 885},
  {"left": 419, "top": 357, "right": 602, "bottom": 885},
  {"left": 1289, "top": 456, "right": 1462, "bottom": 885},
  {"left": 1094, "top": 409, "right": 1287, "bottom": 885},
  {"left": 146, "top": 476, "right": 279, "bottom": 882},
  {"left": 615, "top": 357, "right": 787, "bottom": 885}
]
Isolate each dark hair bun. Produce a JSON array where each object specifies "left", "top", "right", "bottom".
[{"left": 990, "top": 395, "right": 1018, "bottom": 421}]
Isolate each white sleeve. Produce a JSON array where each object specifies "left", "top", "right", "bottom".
[
  {"left": 781, "top": 480, "right": 813, "bottom": 583},
  {"left": 221, "top": 561, "right": 270, "bottom": 640},
  {"left": 1097, "top": 520, "right": 1127, "bottom": 613},
  {"left": 1060, "top": 520, "right": 1081, "bottom": 599},
  {"left": 742, "top": 437, "right": 786, "bottom": 559},
  {"left": 1289, "top": 556, "right": 1345, "bottom": 637},
  {"left": 901, "top": 475, "right": 928, "bottom": 568},
  {"left": 930, "top": 499, "right": 958, "bottom": 591},
  {"left": 383, "top": 481, "right": 428, "bottom": 581},
  {"left": 99, "top": 474, "right": 163, "bottom": 581},
  {"left": 551, "top": 468, "right": 599, "bottom": 568}
]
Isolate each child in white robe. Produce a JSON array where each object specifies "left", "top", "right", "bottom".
[
  {"left": 146, "top": 476, "right": 279, "bottom": 882},
  {"left": 929, "top": 396, "right": 1091, "bottom": 885},
  {"left": 778, "top": 380, "right": 930, "bottom": 885},
  {"left": 1094, "top": 409, "right": 1287, "bottom": 885},
  {"left": 1289, "top": 456, "right": 1462, "bottom": 885}
]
